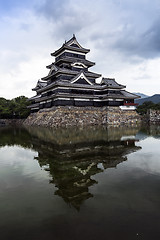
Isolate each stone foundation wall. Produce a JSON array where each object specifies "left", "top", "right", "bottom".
[
  {"left": 106, "top": 107, "right": 141, "bottom": 125},
  {"left": 147, "top": 109, "right": 160, "bottom": 123},
  {"left": 24, "top": 106, "right": 141, "bottom": 127},
  {"left": 0, "top": 119, "right": 24, "bottom": 126}
]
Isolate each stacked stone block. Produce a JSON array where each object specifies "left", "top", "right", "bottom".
[{"left": 24, "top": 106, "right": 141, "bottom": 127}]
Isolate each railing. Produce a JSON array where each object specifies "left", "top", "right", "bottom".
[{"left": 124, "top": 103, "right": 138, "bottom": 106}]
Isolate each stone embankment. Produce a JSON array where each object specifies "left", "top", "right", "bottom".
[
  {"left": 146, "top": 109, "right": 160, "bottom": 123},
  {"left": 24, "top": 106, "right": 141, "bottom": 127},
  {"left": 0, "top": 119, "right": 24, "bottom": 126}
]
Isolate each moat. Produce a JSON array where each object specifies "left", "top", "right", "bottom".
[{"left": 0, "top": 125, "right": 160, "bottom": 240}]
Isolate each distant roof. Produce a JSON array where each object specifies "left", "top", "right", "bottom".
[
  {"left": 101, "top": 78, "right": 126, "bottom": 89},
  {"left": 121, "top": 90, "right": 140, "bottom": 99},
  {"left": 51, "top": 35, "right": 90, "bottom": 56},
  {"left": 32, "top": 80, "right": 47, "bottom": 91}
]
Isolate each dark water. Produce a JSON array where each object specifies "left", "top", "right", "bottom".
[{"left": 0, "top": 125, "right": 160, "bottom": 240}]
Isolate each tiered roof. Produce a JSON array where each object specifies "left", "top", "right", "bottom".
[
  {"left": 101, "top": 78, "right": 125, "bottom": 89},
  {"left": 42, "top": 69, "right": 101, "bottom": 81},
  {"left": 51, "top": 35, "right": 90, "bottom": 56},
  {"left": 29, "top": 35, "right": 140, "bottom": 112}
]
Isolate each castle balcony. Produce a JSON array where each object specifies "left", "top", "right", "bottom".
[{"left": 124, "top": 103, "right": 138, "bottom": 106}]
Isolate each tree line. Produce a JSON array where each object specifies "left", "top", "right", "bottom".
[
  {"left": 0, "top": 96, "right": 30, "bottom": 119},
  {"left": 136, "top": 101, "right": 160, "bottom": 115}
]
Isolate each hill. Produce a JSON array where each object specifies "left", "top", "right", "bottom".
[
  {"left": 133, "top": 92, "right": 149, "bottom": 99},
  {"left": 135, "top": 94, "right": 160, "bottom": 105}
]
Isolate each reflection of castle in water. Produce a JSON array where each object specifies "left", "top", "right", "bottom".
[
  {"left": 137, "top": 124, "right": 160, "bottom": 140},
  {"left": 0, "top": 126, "right": 141, "bottom": 210},
  {"left": 27, "top": 126, "right": 141, "bottom": 210}
]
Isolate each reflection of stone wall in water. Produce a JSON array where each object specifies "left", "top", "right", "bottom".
[
  {"left": 0, "top": 126, "right": 34, "bottom": 149},
  {"left": 148, "top": 125, "right": 160, "bottom": 136},
  {"left": 0, "top": 119, "right": 24, "bottom": 126},
  {"left": 0, "top": 126, "right": 141, "bottom": 210},
  {"left": 29, "top": 126, "right": 141, "bottom": 210},
  {"left": 24, "top": 125, "right": 140, "bottom": 145},
  {"left": 140, "top": 125, "right": 160, "bottom": 138},
  {"left": 24, "top": 106, "right": 141, "bottom": 127}
]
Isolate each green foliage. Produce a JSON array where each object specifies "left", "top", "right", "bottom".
[
  {"left": 0, "top": 96, "right": 30, "bottom": 119},
  {"left": 136, "top": 101, "right": 160, "bottom": 115}
]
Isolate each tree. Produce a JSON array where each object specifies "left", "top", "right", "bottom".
[
  {"left": 0, "top": 96, "right": 30, "bottom": 119},
  {"left": 136, "top": 101, "right": 160, "bottom": 115}
]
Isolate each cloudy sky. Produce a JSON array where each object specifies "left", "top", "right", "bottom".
[{"left": 0, "top": 0, "right": 160, "bottom": 99}]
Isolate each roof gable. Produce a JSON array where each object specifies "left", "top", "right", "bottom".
[
  {"left": 70, "top": 43, "right": 80, "bottom": 48},
  {"left": 71, "top": 72, "right": 93, "bottom": 85},
  {"left": 73, "top": 78, "right": 90, "bottom": 85},
  {"left": 66, "top": 35, "right": 83, "bottom": 49}
]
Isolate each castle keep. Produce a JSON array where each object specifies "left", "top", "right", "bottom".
[{"left": 29, "top": 35, "right": 139, "bottom": 112}]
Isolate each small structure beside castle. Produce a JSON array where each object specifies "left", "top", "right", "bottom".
[{"left": 28, "top": 35, "right": 139, "bottom": 113}]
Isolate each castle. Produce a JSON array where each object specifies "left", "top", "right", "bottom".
[{"left": 29, "top": 35, "right": 139, "bottom": 112}]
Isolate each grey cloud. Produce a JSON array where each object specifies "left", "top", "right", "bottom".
[
  {"left": 143, "top": 21, "right": 160, "bottom": 52},
  {"left": 32, "top": 0, "right": 160, "bottom": 67},
  {"left": 113, "top": 19, "right": 160, "bottom": 59},
  {"left": 36, "top": 0, "right": 69, "bottom": 20},
  {"left": 35, "top": 0, "right": 94, "bottom": 41},
  {"left": 0, "top": 52, "right": 29, "bottom": 74},
  {"left": 20, "top": 23, "right": 32, "bottom": 31}
]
